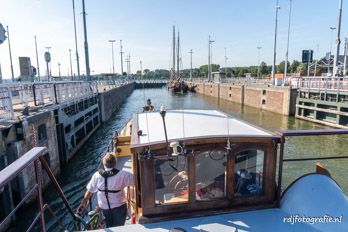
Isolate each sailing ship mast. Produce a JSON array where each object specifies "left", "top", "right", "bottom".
[
  {"left": 177, "top": 30, "right": 180, "bottom": 80},
  {"left": 171, "top": 26, "right": 176, "bottom": 79}
]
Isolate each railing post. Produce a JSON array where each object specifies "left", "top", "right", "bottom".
[
  {"left": 277, "top": 135, "right": 285, "bottom": 207},
  {"left": 53, "top": 84, "right": 58, "bottom": 104},
  {"left": 34, "top": 159, "right": 46, "bottom": 232},
  {"left": 33, "top": 84, "right": 38, "bottom": 106}
]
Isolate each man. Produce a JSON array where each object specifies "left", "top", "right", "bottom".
[
  {"left": 143, "top": 98, "right": 154, "bottom": 112},
  {"left": 77, "top": 153, "right": 134, "bottom": 227}
]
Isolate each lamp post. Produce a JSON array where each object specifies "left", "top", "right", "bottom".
[
  {"left": 189, "top": 49, "right": 193, "bottom": 81},
  {"left": 72, "top": 0, "right": 81, "bottom": 80},
  {"left": 284, "top": 0, "right": 292, "bottom": 83},
  {"left": 6, "top": 26, "right": 14, "bottom": 81},
  {"left": 69, "top": 49, "right": 73, "bottom": 79},
  {"left": 208, "top": 35, "right": 214, "bottom": 82},
  {"left": 224, "top": 47, "right": 228, "bottom": 80},
  {"left": 271, "top": 0, "right": 280, "bottom": 85},
  {"left": 257, "top": 46, "right": 262, "bottom": 78},
  {"left": 120, "top": 40, "right": 124, "bottom": 75},
  {"left": 333, "top": 0, "right": 343, "bottom": 76},
  {"left": 58, "top": 62, "right": 61, "bottom": 78},
  {"left": 34, "top": 35, "right": 40, "bottom": 81},
  {"left": 328, "top": 27, "right": 336, "bottom": 74},
  {"left": 45, "top": 47, "right": 52, "bottom": 80},
  {"left": 82, "top": 0, "right": 91, "bottom": 81},
  {"left": 109, "top": 39, "right": 116, "bottom": 83}
]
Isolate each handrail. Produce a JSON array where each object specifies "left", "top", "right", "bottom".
[
  {"left": 276, "top": 129, "right": 348, "bottom": 206},
  {"left": 0, "top": 147, "right": 47, "bottom": 190},
  {"left": 0, "top": 147, "right": 78, "bottom": 231}
]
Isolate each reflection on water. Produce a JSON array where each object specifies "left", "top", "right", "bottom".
[{"left": 16, "top": 87, "right": 348, "bottom": 231}]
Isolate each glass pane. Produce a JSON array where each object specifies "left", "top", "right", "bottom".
[
  {"left": 195, "top": 149, "right": 227, "bottom": 201},
  {"left": 155, "top": 156, "right": 188, "bottom": 205},
  {"left": 234, "top": 150, "right": 264, "bottom": 197}
]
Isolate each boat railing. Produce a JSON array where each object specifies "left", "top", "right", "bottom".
[
  {"left": 0, "top": 147, "right": 80, "bottom": 231},
  {"left": 277, "top": 129, "right": 348, "bottom": 206}
]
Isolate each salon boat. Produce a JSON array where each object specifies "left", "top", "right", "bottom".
[
  {"left": 95, "top": 109, "right": 348, "bottom": 231},
  {"left": 1, "top": 109, "right": 348, "bottom": 232}
]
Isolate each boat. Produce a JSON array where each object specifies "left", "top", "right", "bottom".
[
  {"left": 1, "top": 109, "right": 348, "bottom": 231},
  {"left": 168, "top": 26, "right": 189, "bottom": 94},
  {"left": 88, "top": 108, "right": 348, "bottom": 231}
]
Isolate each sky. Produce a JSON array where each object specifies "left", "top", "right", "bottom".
[{"left": 0, "top": 0, "right": 346, "bottom": 78}]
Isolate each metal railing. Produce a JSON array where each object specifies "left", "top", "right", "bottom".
[
  {"left": 277, "top": 129, "right": 348, "bottom": 205},
  {"left": 0, "top": 147, "right": 78, "bottom": 231},
  {"left": 0, "top": 80, "right": 133, "bottom": 122},
  {"left": 290, "top": 77, "right": 348, "bottom": 92}
]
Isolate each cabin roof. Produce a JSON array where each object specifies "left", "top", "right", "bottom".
[{"left": 133, "top": 109, "right": 275, "bottom": 147}]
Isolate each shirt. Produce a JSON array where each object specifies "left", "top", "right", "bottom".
[{"left": 86, "top": 170, "right": 134, "bottom": 210}]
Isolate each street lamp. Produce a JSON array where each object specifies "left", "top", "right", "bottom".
[
  {"left": 6, "top": 26, "right": 14, "bottom": 81},
  {"left": 284, "top": 0, "right": 292, "bottom": 84},
  {"left": 328, "top": 27, "right": 336, "bottom": 74},
  {"left": 120, "top": 40, "right": 124, "bottom": 75},
  {"left": 257, "top": 46, "right": 262, "bottom": 78},
  {"left": 34, "top": 36, "right": 41, "bottom": 81},
  {"left": 45, "top": 46, "right": 52, "bottom": 80},
  {"left": 272, "top": 0, "right": 280, "bottom": 85},
  {"left": 208, "top": 35, "right": 215, "bottom": 82},
  {"left": 224, "top": 47, "right": 228, "bottom": 79},
  {"left": 69, "top": 49, "right": 73, "bottom": 79},
  {"left": 109, "top": 39, "right": 116, "bottom": 83},
  {"left": 189, "top": 49, "right": 193, "bottom": 81},
  {"left": 72, "top": 0, "right": 81, "bottom": 80},
  {"left": 58, "top": 62, "right": 61, "bottom": 78}
]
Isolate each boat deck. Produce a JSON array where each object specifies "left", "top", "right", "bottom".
[{"left": 92, "top": 174, "right": 348, "bottom": 232}]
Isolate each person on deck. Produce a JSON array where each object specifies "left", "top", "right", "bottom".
[
  {"left": 143, "top": 98, "right": 154, "bottom": 112},
  {"left": 77, "top": 153, "right": 134, "bottom": 228}
]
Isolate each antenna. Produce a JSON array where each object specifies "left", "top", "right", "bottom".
[
  {"left": 226, "top": 112, "right": 231, "bottom": 151},
  {"left": 160, "top": 106, "right": 170, "bottom": 155}
]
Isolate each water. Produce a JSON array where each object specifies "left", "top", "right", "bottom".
[{"left": 16, "top": 87, "right": 348, "bottom": 231}]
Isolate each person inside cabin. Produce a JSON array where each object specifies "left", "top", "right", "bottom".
[
  {"left": 77, "top": 153, "right": 134, "bottom": 227},
  {"left": 143, "top": 98, "right": 154, "bottom": 112}
]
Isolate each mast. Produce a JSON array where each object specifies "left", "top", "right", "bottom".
[
  {"left": 333, "top": 0, "right": 343, "bottom": 76},
  {"left": 172, "top": 26, "right": 176, "bottom": 79},
  {"left": 82, "top": 0, "right": 91, "bottom": 81},
  {"left": 177, "top": 31, "right": 180, "bottom": 79}
]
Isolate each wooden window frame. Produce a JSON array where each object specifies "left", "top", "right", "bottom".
[{"left": 138, "top": 140, "right": 277, "bottom": 220}]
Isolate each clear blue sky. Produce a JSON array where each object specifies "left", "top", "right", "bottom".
[{"left": 0, "top": 0, "right": 346, "bottom": 78}]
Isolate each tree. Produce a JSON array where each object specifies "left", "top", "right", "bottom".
[
  {"left": 199, "top": 64, "right": 220, "bottom": 74},
  {"left": 277, "top": 61, "right": 290, "bottom": 74},
  {"left": 259, "top": 61, "right": 268, "bottom": 75},
  {"left": 290, "top": 60, "right": 301, "bottom": 73},
  {"left": 296, "top": 63, "right": 307, "bottom": 73}
]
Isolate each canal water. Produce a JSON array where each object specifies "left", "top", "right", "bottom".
[{"left": 17, "top": 87, "right": 348, "bottom": 231}]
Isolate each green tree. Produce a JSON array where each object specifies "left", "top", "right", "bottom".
[
  {"left": 290, "top": 60, "right": 301, "bottom": 73},
  {"left": 199, "top": 64, "right": 220, "bottom": 74},
  {"left": 296, "top": 63, "right": 307, "bottom": 73},
  {"left": 259, "top": 61, "right": 268, "bottom": 75},
  {"left": 277, "top": 61, "right": 290, "bottom": 74}
]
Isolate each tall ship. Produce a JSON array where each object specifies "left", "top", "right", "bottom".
[{"left": 168, "top": 26, "right": 189, "bottom": 94}]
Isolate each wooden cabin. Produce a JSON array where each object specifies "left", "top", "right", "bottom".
[{"left": 115, "top": 109, "right": 280, "bottom": 223}]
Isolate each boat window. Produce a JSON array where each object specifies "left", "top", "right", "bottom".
[
  {"left": 195, "top": 148, "right": 227, "bottom": 201},
  {"left": 234, "top": 150, "right": 264, "bottom": 197},
  {"left": 154, "top": 156, "right": 188, "bottom": 205}
]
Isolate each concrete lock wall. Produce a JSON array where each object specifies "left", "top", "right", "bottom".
[
  {"left": 99, "top": 82, "right": 135, "bottom": 122},
  {"left": 192, "top": 82, "right": 296, "bottom": 116},
  {"left": 13, "top": 111, "right": 60, "bottom": 201}
]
